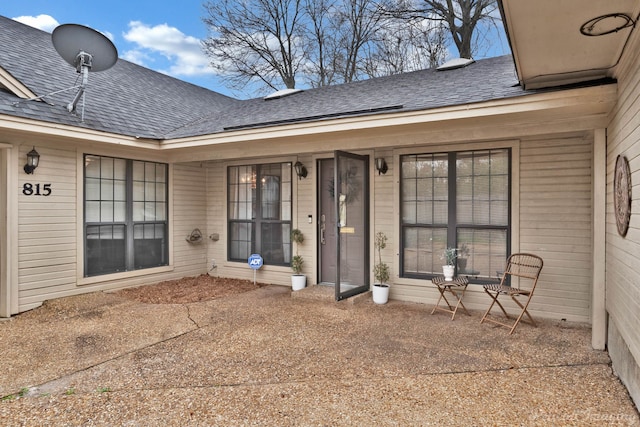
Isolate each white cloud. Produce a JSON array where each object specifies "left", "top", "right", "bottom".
[
  {"left": 12, "top": 14, "right": 114, "bottom": 43},
  {"left": 121, "top": 49, "right": 152, "bottom": 66},
  {"left": 122, "top": 21, "right": 213, "bottom": 77},
  {"left": 12, "top": 14, "right": 59, "bottom": 33}
]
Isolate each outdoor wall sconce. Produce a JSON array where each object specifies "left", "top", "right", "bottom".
[
  {"left": 375, "top": 157, "right": 388, "bottom": 175},
  {"left": 294, "top": 161, "right": 308, "bottom": 179},
  {"left": 23, "top": 147, "right": 40, "bottom": 174}
]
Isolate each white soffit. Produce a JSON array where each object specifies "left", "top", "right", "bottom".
[{"left": 500, "top": 0, "right": 640, "bottom": 89}]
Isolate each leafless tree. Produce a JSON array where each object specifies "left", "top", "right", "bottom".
[
  {"left": 302, "top": 0, "right": 387, "bottom": 86},
  {"left": 384, "top": 0, "right": 499, "bottom": 59},
  {"left": 202, "top": 0, "right": 307, "bottom": 93},
  {"left": 364, "top": 14, "right": 448, "bottom": 77},
  {"left": 202, "top": 0, "right": 454, "bottom": 95},
  {"left": 333, "top": 0, "right": 385, "bottom": 83},
  {"left": 303, "top": 0, "right": 339, "bottom": 87}
]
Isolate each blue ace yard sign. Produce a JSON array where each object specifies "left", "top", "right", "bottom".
[{"left": 248, "top": 254, "right": 263, "bottom": 285}]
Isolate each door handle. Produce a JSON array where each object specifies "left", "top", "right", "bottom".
[{"left": 320, "top": 214, "right": 326, "bottom": 245}]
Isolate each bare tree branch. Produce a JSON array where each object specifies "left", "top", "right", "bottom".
[
  {"left": 381, "top": 0, "right": 499, "bottom": 59},
  {"left": 202, "top": 0, "right": 306, "bottom": 93},
  {"left": 202, "top": 0, "right": 480, "bottom": 96}
]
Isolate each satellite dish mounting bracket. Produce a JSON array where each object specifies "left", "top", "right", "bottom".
[{"left": 67, "top": 51, "right": 92, "bottom": 113}]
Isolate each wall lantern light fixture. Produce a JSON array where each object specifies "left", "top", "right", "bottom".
[
  {"left": 24, "top": 147, "right": 40, "bottom": 174},
  {"left": 375, "top": 157, "right": 388, "bottom": 175},
  {"left": 294, "top": 161, "right": 308, "bottom": 179}
]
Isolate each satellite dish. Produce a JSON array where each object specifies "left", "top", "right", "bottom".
[
  {"left": 52, "top": 24, "right": 117, "bottom": 72},
  {"left": 51, "top": 24, "right": 118, "bottom": 117}
]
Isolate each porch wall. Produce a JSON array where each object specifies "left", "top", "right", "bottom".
[
  {"left": 518, "top": 135, "right": 593, "bottom": 322},
  {"left": 170, "top": 163, "right": 209, "bottom": 279},
  {"left": 205, "top": 157, "right": 312, "bottom": 287},
  {"left": 389, "top": 135, "right": 594, "bottom": 323},
  {"left": 17, "top": 144, "right": 78, "bottom": 312},
  {"left": 605, "top": 22, "right": 640, "bottom": 407},
  {"left": 13, "top": 145, "right": 208, "bottom": 315},
  {"left": 201, "top": 133, "right": 594, "bottom": 324},
  {"left": 372, "top": 147, "right": 395, "bottom": 283}
]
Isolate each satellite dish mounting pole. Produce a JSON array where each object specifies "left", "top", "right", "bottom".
[{"left": 68, "top": 51, "right": 92, "bottom": 120}]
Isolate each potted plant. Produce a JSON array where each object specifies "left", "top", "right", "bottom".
[
  {"left": 442, "top": 247, "right": 457, "bottom": 281},
  {"left": 290, "top": 228, "right": 306, "bottom": 291},
  {"left": 372, "top": 231, "right": 391, "bottom": 304}
]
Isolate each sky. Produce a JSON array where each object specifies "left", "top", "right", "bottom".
[{"left": 1, "top": 1, "right": 509, "bottom": 100}]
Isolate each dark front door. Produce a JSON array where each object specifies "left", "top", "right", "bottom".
[
  {"left": 318, "top": 153, "right": 370, "bottom": 300},
  {"left": 334, "top": 151, "right": 369, "bottom": 300}
]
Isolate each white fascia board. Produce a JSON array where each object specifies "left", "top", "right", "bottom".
[
  {"left": 0, "top": 67, "right": 37, "bottom": 100},
  {"left": 0, "top": 114, "right": 161, "bottom": 149}
]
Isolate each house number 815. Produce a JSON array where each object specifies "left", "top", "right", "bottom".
[{"left": 22, "top": 183, "right": 52, "bottom": 196}]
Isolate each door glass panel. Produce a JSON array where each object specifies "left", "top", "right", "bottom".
[
  {"left": 335, "top": 151, "right": 369, "bottom": 300},
  {"left": 318, "top": 159, "right": 337, "bottom": 284}
]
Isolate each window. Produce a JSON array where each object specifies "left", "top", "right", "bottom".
[
  {"left": 228, "top": 163, "right": 292, "bottom": 265},
  {"left": 401, "top": 149, "right": 510, "bottom": 282},
  {"left": 84, "top": 155, "right": 168, "bottom": 277}
]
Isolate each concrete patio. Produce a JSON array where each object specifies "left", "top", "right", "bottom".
[{"left": 0, "top": 284, "right": 638, "bottom": 426}]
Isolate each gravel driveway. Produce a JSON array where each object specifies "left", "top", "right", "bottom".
[{"left": 1, "top": 284, "right": 638, "bottom": 426}]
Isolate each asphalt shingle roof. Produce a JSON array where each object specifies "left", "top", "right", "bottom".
[
  {"left": 0, "top": 15, "right": 583, "bottom": 141},
  {"left": 166, "top": 55, "right": 523, "bottom": 138}
]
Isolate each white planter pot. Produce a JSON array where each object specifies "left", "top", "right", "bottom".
[
  {"left": 291, "top": 274, "right": 306, "bottom": 291},
  {"left": 372, "top": 284, "right": 390, "bottom": 304},
  {"left": 442, "top": 265, "right": 455, "bottom": 281}
]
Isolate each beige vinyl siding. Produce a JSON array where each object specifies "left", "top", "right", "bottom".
[
  {"left": 519, "top": 136, "right": 593, "bottom": 322},
  {"left": 170, "top": 163, "right": 208, "bottom": 278},
  {"left": 372, "top": 148, "right": 395, "bottom": 291},
  {"left": 606, "top": 25, "right": 640, "bottom": 371},
  {"left": 206, "top": 162, "right": 225, "bottom": 277},
  {"left": 293, "top": 154, "right": 314, "bottom": 283},
  {"left": 18, "top": 145, "right": 77, "bottom": 311}
]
